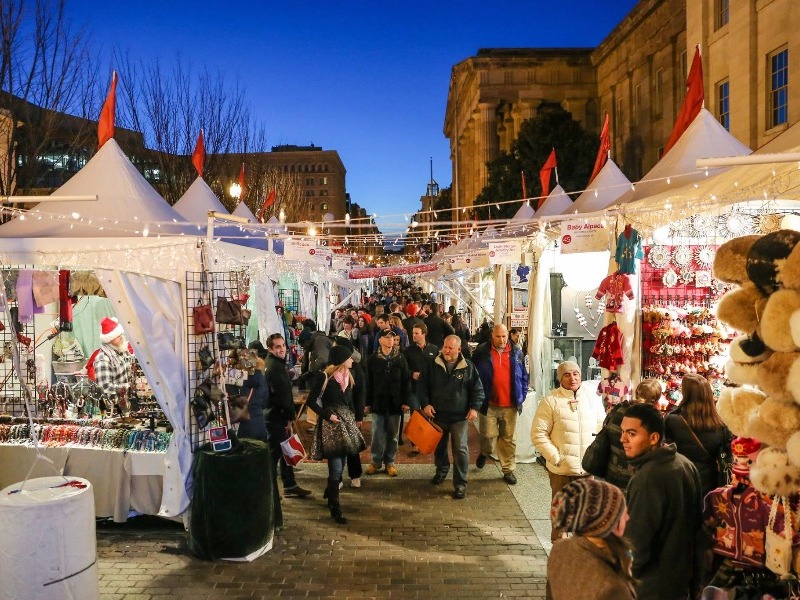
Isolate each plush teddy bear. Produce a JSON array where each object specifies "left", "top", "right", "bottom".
[{"left": 713, "top": 230, "right": 800, "bottom": 496}]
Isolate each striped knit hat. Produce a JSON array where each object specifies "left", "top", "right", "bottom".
[{"left": 551, "top": 478, "right": 627, "bottom": 538}]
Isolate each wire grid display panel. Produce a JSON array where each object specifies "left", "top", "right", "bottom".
[
  {"left": 186, "top": 270, "right": 250, "bottom": 450},
  {"left": 277, "top": 288, "right": 299, "bottom": 314},
  {"left": 0, "top": 267, "right": 41, "bottom": 417}
]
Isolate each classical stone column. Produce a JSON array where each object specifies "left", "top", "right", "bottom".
[
  {"left": 512, "top": 102, "right": 537, "bottom": 136},
  {"left": 478, "top": 102, "right": 499, "bottom": 189}
]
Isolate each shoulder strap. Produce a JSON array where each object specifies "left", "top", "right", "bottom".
[
  {"left": 678, "top": 415, "right": 712, "bottom": 459},
  {"left": 315, "top": 374, "right": 329, "bottom": 407}
]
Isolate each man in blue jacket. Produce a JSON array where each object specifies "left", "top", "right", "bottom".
[
  {"left": 472, "top": 324, "right": 529, "bottom": 484},
  {"left": 419, "top": 335, "right": 484, "bottom": 499}
]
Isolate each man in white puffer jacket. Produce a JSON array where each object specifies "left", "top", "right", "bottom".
[{"left": 531, "top": 360, "right": 606, "bottom": 541}]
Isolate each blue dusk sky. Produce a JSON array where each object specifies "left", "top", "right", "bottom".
[{"left": 70, "top": 0, "right": 638, "bottom": 234}]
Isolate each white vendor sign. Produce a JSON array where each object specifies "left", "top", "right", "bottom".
[
  {"left": 488, "top": 240, "right": 522, "bottom": 265},
  {"left": 285, "top": 239, "right": 332, "bottom": 266},
  {"left": 560, "top": 219, "right": 609, "bottom": 254},
  {"left": 450, "top": 250, "right": 490, "bottom": 270},
  {"left": 510, "top": 312, "right": 528, "bottom": 328}
]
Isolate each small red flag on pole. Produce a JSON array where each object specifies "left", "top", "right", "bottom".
[
  {"left": 664, "top": 45, "right": 704, "bottom": 155},
  {"left": 589, "top": 114, "right": 611, "bottom": 184},
  {"left": 191, "top": 130, "right": 204, "bottom": 177},
  {"left": 237, "top": 163, "right": 245, "bottom": 200},
  {"left": 257, "top": 189, "right": 276, "bottom": 222},
  {"left": 538, "top": 149, "right": 558, "bottom": 208},
  {"left": 97, "top": 71, "right": 118, "bottom": 149}
]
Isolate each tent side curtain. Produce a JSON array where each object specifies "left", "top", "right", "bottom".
[
  {"left": 96, "top": 269, "right": 191, "bottom": 517},
  {"left": 254, "top": 270, "right": 284, "bottom": 341}
]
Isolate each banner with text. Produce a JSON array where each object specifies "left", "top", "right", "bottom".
[
  {"left": 487, "top": 240, "right": 522, "bottom": 265},
  {"left": 285, "top": 239, "right": 331, "bottom": 266},
  {"left": 449, "top": 250, "right": 490, "bottom": 270},
  {"left": 559, "top": 219, "right": 610, "bottom": 254}
]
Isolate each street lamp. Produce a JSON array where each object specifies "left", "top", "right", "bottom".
[
  {"left": 229, "top": 182, "right": 242, "bottom": 200},
  {"left": 278, "top": 208, "right": 286, "bottom": 223}
]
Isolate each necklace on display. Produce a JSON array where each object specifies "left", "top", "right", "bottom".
[{"left": 573, "top": 291, "right": 605, "bottom": 336}]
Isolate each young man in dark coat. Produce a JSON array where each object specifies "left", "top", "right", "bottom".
[
  {"left": 262, "top": 335, "right": 312, "bottom": 498},
  {"left": 364, "top": 329, "right": 412, "bottom": 476},
  {"left": 418, "top": 335, "right": 484, "bottom": 499},
  {"left": 423, "top": 302, "right": 455, "bottom": 348},
  {"left": 621, "top": 402, "right": 702, "bottom": 600}
]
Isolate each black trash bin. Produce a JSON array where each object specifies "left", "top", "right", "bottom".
[{"left": 188, "top": 435, "right": 276, "bottom": 560}]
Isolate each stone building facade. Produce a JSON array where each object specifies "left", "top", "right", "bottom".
[
  {"left": 444, "top": 0, "right": 800, "bottom": 211},
  {"left": 251, "top": 144, "right": 348, "bottom": 224}
]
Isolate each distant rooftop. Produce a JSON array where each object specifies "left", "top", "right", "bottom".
[{"left": 271, "top": 144, "right": 324, "bottom": 152}]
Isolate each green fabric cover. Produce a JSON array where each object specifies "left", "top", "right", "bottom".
[{"left": 188, "top": 436, "right": 275, "bottom": 560}]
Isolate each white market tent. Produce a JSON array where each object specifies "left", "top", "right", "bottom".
[
  {"left": 564, "top": 159, "right": 631, "bottom": 215},
  {"left": 0, "top": 139, "right": 190, "bottom": 238},
  {"left": 535, "top": 184, "right": 573, "bottom": 217},
  {"left": 232, "top": 200, "right": 258, "bottom": 222},
  {"left": 173, "top": 177, "right": 229, "bottom": 222},
  {"left": 0, "top": 139, "right": 207, "bottom": 518},
  {"left": 612, "top": 108, "right": 751, "bottom": 208}
]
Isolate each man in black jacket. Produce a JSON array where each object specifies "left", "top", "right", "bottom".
[
  {"left": 364, "top": 329, "right": 412, "bottom": 477},
  {"left": 424, "top": 302, "right": 455, "bottom": 348},
  {"left": 621, "top": 402, "right": 701, "bottom": 600},
  {"left": 418, "top": 335, "right": 484, "bottom": 499},
  {"left": 263, "top": 335, "right": 312, "bottom": 498}
]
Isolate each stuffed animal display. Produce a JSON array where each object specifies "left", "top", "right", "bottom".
[{"left": 714, "top": 230, "right": 800, "bottom": 496}]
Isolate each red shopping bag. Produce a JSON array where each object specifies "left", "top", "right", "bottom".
[{"left": 280, "top": 432, "right": 306, "bottom": 467}]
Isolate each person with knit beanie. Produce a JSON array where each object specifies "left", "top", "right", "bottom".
[
  {"left": 547, "top": 478, "right": 635, "bottom": 600},
  {"left": 531, "top": 359, "right": 606, "bottom": 541},
  {"left": 306, "top": 344, "right": 366, "bottom": 524}
]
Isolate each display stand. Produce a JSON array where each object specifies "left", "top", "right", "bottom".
[
  {"left": 0, "top": 476, "right": 98, "bottom": 600},
  {"left": 188, "top": 437, "right": 276, "bottom": 561}
]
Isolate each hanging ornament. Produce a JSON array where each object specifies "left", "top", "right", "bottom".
[
  {"left": 648, "top": 245, "right": 671, "bottom": 269},
  {"left": 662, "top": 268, "right": 679, "bottom": 288},
  {"left": 695, "top": 246, "right": 715, "bottom": 268},
  {"left": 672, "top": 246, "right": 693, "bottom": 268},
  {"left": 719, "top": 212, "right": 754, "bottom": 238},
  {"left": 691, "top": 214, "right": 716, "bottom": 237},
  {"left": 759, "top": 213, "right": 782, "bottom": 234}
]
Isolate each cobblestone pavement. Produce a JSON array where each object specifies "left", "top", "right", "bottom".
[{"left": 96, "top": 462, "right": 549, "bottom": 599}]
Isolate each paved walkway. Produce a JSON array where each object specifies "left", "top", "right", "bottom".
[{"left": 96, "top": 461, "right": 552, "bottom": 599}]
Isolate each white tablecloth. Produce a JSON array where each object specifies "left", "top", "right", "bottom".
[{"left": 0, "top": 444, "right": 165, "bottom": 522}]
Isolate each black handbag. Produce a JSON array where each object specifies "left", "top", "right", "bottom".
[
  {"left": 197, "top": 345, "right": 214, "bottom": 370},
  {"left": 582, "top": 426, "right": 611, "bottom": 477},
  {"left": 216, "top": 297, "right": 251, "bottom": 325},
  {"left": 217, "top": 332, "right": 245, "bottom": 350},
  {"left": 191, "top": 380, "right": 221, "bottom": 429}
]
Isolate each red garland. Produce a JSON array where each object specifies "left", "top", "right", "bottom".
[{"left": 348, "top": 263, "right": 439, "bottom": 280}]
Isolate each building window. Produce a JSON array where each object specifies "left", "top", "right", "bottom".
[
  {"left": 769, "top": 47, "right": 789, "bottom": 128},
  {"left": 321, "top": 202, "right": 328, "bottom": 211},
  {"left": 717, "top": 79, "right": 730, "bottom": 130},
  {"left": 319, "top": 189, "right": 329, "bottom": 197},
  {"left": 305, "top": 177, "right": 315, "bottom": 185},
  {"left": 655, "top": 69, "right": 664, "bottom": 118},
  {"left": 305, "top": 190, "right": 315, "bottom": 197},
  {"left": 320, "top": 176, "right": 328, "bottom": 185},
  {"left": 715, "top": 0, "right": 729, "bottom": 30}
]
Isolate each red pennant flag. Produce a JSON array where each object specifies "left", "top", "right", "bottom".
[
  {"left": 538, "top": 149, "right": 558, "bottom": 208},
  {"left": 589, "top": 114, "right": 611, "bottom": 184},
  {"left": 192, "top": 130, "right": 204, "bottom": 177},
  {"left": 664, "top": 45, "right": 704, "bottom": 155},
  {"left": 521, "top": 171, "right": 527, "bottom": 199},
  {"left": 97, "top": 71, "right": 117, "bottom": 149},
  {"left": 237, "top": 163, "right": 245, "bottom": 199},
  {"left": 257, "top": 189, "right": 276, "bottom": 222}
]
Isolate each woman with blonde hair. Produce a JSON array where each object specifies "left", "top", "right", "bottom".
[
  {"left": 307, "top": 345, "right": 365, "bottom": 524},
  {"left": 547, "top": 478, "right": 635, "bottom": 599}
]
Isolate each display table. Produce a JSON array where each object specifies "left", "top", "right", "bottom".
[{"left": 0, "top": 444, "right": 165, "bottom": 522}]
